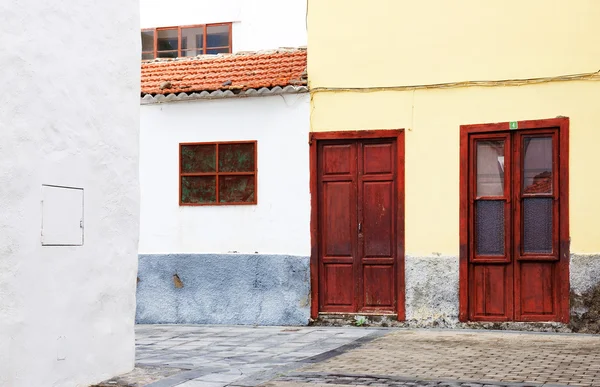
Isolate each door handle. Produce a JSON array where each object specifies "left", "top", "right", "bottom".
[{"left": 358, "top": 222, "right": 362, "bottom": 233}]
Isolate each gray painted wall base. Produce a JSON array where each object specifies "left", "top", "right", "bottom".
[
  {"left": 136, "top": 254, "right": 310, "bottom": 326},
  {"left": 136, "top": 253, "right": 600, "bottom": 330}
]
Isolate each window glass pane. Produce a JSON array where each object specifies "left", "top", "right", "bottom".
[
  {"left": 157, "top": 51, "right": 178, "bottom": 58},
  {"left": 181, "top": 49, "right": 202, "bottom": 57},
  {"left": 523, "top": 137, "right": 552, "bottom": 194},
  {"left": 141, "top": 31, "right": 154, "bottom": 52},
  {"left": 476, "top": 140, "right": 505, "bottom": 196},
  {"left": 157, "top": 29, "right": 178, "bottom": 51},
  {"left": 218, "top": 143, "right": 255, "bottom": 172},
  {"left": 219, "top": 175, "right": 255, "bottom": 203},
  {"left": 476, "top": 200, "right": 504, "bottom": 255},
  {"left": 523, "top": 198, "right": 553, "bottom": 253},
  {"left": 142, "top": 52, "right": 154, "bottom": 60},
  {"left": 181, "top": 176, "right": 216, "bottom": 204},
  {"left": 207, "top": 25, "right": 230, "bottom": 47},
  {"left": 207, "top": 48, "right": 231, "bottom": 55},
  {"left": 181, "top": 144, "right": 216, "bottom": 173},
  {"left": 182, "top": 27, "right": 204, "bottom": 49}
]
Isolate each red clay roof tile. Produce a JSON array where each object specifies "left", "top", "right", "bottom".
[{"left": 141, "top": 48, "right": 307, "bottom": 96}]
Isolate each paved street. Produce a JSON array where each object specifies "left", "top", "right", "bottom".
[
  {"left": 96, "top": 326, "right": 600, "bottom": 387},
  {"left": 264, "top": 330, "right": 600, "bottom": 387}
]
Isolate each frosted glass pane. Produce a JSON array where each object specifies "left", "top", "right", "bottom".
[
  {"left": 523, "top": 198, "right": 553, "bottom": 253},
  {"left": 181, "top": 144, "right": 216, "bottom": 173},
  {"left": 477, "top": 140, "right": 505, "bottom": 196},
  {"left": 476, "top": 200, "right": 504, "bottom": 255},
  {"left": 219, "top": 175, "right": 255, "bottom": 203},
  {"left": 523, "top": 137, "right": 552, "bottom": 194},
  {"left": 181, "top": 176, "right": 216, "bottom": 204},
  {"left": 218, "top": 143, "right": 255, "bottom": 172}
]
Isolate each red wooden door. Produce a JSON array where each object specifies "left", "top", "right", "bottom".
[
  {"left": 467, "top": 128, "right": 564, "bottom": 321},
  {"left": 317, "top": 139, "right": 399, "bottom": 314}
]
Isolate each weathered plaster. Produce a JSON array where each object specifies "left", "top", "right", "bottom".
[
  {"left": 136, "top": 254, "right": 310, "bottom": 325},
  {"left": 569, "top": 254, "right": 600, "bottom": 295},
  {"left": 569, "top": 254, "right": 600, "bottom": 333},
  {"left": 0, "top": 0, "right": 140, "bottom": 386},
  {"left": 405, "top": 256, "right": 459, "bottom": 325}
]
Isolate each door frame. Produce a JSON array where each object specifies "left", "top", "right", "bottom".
[
  {"left": 458, "top": 118, "right": 570, "bottom": 323},
  {"left": 309, "top": 129, "right": 405, "bottom": 320}
]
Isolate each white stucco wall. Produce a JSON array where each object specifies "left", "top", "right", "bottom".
[
  {"left": 0, "top": 1, "right": 140, "bottom": 386},
  {"left": 140, "top": 0, "right": 307, "bottom": 51},
  {"left": 139, "top": 94, "right": 310, "bottom": 256}
]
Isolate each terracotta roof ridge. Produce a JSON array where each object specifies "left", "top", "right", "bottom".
[
  {"left": 141, "top": 46, "right": 307, "bottom": 98},
  {"left": 143, "top": 46, "right": 307, "bottom": 64}
]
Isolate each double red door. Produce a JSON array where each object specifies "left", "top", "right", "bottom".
[
  {"left": 466, "top": 127, "right": 567, "bottom": 321},
  {"left": 317, "top": 138, "right": 401, "bottom": 314}
]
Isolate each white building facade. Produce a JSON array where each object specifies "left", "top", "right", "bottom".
[
  {"left": 137, "top": 0, "right": 310, "bottom": 325},
  {"left": 137, "top": 92, "right": 311, "bottom": 325},
  {"left": 137, "top": 50, "right": 310, "bottom": 325},
  {"left": 0, "top": 1, "right": 140, "bottom": 386}
]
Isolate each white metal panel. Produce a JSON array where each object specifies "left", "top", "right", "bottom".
[{"left": 41, "top": 185, "right": 84, "bottom": 246}]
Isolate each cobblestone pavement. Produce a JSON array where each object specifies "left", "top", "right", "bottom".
[
  {"left": 263, "top": 330, "right": 600, "bottom": 387},
  {"left": 94, "top": 325, "right": 383, "bottom": 387},
  {"left": 264, "top": 374, "right": 574, "bottom": 386}
]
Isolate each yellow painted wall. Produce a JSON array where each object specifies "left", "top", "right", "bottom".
[{"left": 308, "top": 1, "right": 600, "bottom": 256}]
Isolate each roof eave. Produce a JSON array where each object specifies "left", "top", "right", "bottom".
[{"left": 140, "top": 85, "right": 309, "bottom": 105}]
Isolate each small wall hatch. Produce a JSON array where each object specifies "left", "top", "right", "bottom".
[{"left": 41, "top": 185, "right": 84, "bottom": 246}]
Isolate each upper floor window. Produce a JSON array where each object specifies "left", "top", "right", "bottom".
[{"left": 142, "top": 23, "right": 232, "bottom": 60}]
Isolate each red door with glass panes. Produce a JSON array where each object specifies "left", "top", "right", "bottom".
[
  {"left": 316, "top": 136, "right": 403, "bottom": 315},
  {"left": 461, "top": 119, "right": 569, "bottom": 322}
]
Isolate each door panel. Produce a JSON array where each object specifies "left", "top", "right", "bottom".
[
  {"left": 322, "top": 144, "right": 354, "bottom": 175},
  {"left": 471, "top": 264, "right": 512, "bottom": 320},
  {"left": 513, "top": 130, "right": 560, "bottom": 321},
  {"left": 362, "top": 181, "right": 394, "bottom": 257},
  {"left": 318, "top": 138, "right": 399, "bottom": 315},
  {"left": 363, "top": 143, "right": 393, "bottom": 175},
  {"left": 319, "top": 142, "right": 357, "bottom": 312},
  {"left": 467, "top": 128, "right": 562, "bottom": 322},
  {"left": 518, "top": 262, "right": 555, "bottom": 316},
  {"left": 363, "top": 265, "right": 394, "bottom": 308},
  {"left": 323, "top": 264, "right": 354, "bottom": 308},
  {"left": 358, "top": 140, "right": 396, "bottom": 312},
  {"left": 322, "top": 182, "right": 354, "bottom": 257}
]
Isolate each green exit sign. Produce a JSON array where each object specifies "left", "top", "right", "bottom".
[{"left": 509, "top": 121, "right": 518, "bottom": 130}]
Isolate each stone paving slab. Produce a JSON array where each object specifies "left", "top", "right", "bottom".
[
  {"left": 94, "top": 325, "right": 384, "bottom": 387},
  {"left": 288, "top": 330, "right": 600, "bottom": 387}
]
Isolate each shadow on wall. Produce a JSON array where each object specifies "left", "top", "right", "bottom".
[{"left": 135, "top": 254, "right": 311, "bottom": 326}]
